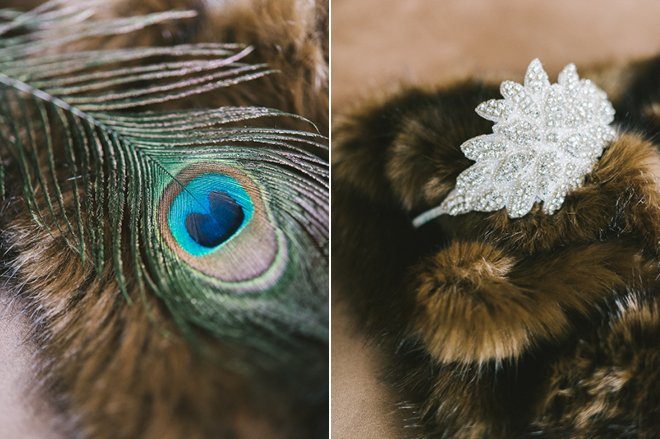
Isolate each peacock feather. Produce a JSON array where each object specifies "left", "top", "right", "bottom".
[{"left": 0, "top": 1, "right": 328, "bottom": 355}]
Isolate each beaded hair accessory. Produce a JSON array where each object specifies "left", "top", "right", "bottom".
[{"left": 413, "top": 59, "right": 616, "bottom": 227}]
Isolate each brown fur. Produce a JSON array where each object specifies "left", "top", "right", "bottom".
[
  {"left": 530, "top": 293, "right": 660, "bottom": 437},
  {"left": 0, "top": 0, "right": 328, "bottom": 437},
  {"left": 4, "top": 217, "right": 322, "bottom": 438},
  {"left": 333, "top": 56, "right": 659, "bottom": 437},
  {"left": 412, "top": 240, "right": 644, "bottom": 364}
]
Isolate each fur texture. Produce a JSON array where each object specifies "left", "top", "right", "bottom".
[
  {"left": 333, "top": 56, "right": 659, "bottom": 437},
  {"left": 0, "top": 0, "right": 328, "bottom": 437}
]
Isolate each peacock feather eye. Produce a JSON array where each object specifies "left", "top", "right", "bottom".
[
  {"left": 159, "top": 164, "right": 286, "bottom": 288},
  {"left": 169, "top": 173, "right": 254, "bottom": 256}
]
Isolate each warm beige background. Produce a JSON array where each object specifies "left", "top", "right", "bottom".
[
  {"left": 331, "top": 0, "right": 660, "bottom": 438},
  {"left": 0, "top": 295, "right": 57, "bottom": 438}
]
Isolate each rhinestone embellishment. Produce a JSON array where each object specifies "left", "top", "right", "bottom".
[{"left": 413, "top": 59, "right": 616, "bottom": 227}]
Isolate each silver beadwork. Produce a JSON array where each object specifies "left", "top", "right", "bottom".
[{"left": 413, "top": 59, "right": 616, "bottom": 227}]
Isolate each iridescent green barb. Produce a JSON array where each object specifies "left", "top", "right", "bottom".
[{"left": 0, "top": 1, "right": 329, "bottom": 352}]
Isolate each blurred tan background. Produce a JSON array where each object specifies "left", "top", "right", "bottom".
[
  {"left": 0, "top": 293, "right": 57, "bottom": 438},
  {"left": 331, "top": 0, "right": 660, "bottom": 438}
]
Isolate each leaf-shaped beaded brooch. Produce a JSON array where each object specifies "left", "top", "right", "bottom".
[{"left": 413, "top": 59, "right": 616, "bottom": 227}]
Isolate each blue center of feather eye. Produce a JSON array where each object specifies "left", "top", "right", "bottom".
[
  {"left": 168, "top": 173, "right": 254, "bottom": 256},
  {"left": 185, "top": 192, "right": 245, "bottom": 248}
]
